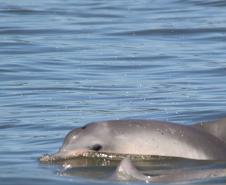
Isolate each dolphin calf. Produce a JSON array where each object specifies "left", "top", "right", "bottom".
[
  {"left": 40, "top": 118, "right": 226, "bottom": 161},
  {"left": 112, "top": 158, "right": 226, "bottom": 183}
]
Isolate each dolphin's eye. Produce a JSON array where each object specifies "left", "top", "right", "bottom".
[
  {"left": 81, "top": 125, "right": 87, "bottom": 129},
  {"left": 90, "top": 144, "right": 102, "bottom": 151}
]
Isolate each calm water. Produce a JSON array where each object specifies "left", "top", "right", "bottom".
[{"left": 1, "top": 0, "right": 226, "bottom": 184}]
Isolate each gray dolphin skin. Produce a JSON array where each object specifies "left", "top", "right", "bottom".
[
  {"left": 42, "top": 118, "right": 226, "bottom": 161},
  {"left": 113, "top": 158, "right": 226, "bottom": 183},
  {"left": 111, "top": 157, "right": 151, "bottom": 182}
]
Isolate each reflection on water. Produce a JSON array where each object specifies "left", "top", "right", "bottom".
[
  {"left": 1, "top": 0, "right": 226, "bottom": 184},
  {"left": 45, "top": 156, "right": 226, "bottom": 183}
]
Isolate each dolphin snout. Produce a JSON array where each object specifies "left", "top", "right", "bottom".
[{"left": 39, "top": 148, "right": 92, "bottom": 162}]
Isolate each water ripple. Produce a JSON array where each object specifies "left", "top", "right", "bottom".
[
  {"left": 110, "top": 27, "right": 226, "bottom": 36},
  {"left": 1, "top": 0, "right": 226, "bottom": 185}
]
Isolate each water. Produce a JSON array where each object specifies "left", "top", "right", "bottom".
[{"left": 1, "top": 0, "right": 226, "bottom": 184}]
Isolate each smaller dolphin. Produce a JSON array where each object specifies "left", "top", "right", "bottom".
[
  {"left": 112, "top": 158, "right": 226, "bottom": 183},
  {"left": 193, "top": 117, "right": 226, "bottom": 144}
]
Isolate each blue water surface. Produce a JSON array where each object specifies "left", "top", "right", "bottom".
[{"left": 1, "top": 0, "right": 226, "bottom": 184}]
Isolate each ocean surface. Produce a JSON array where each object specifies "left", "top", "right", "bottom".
[{"left": 1, "top": 0, "right": 226, "bottom": 184}]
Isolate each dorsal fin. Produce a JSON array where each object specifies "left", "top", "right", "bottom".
[
  {"left": 110, "top": 157, "right": 151, "bottom": 182},
  {"left": 192, "top": 117, "right": 226, "bottom": 144}
]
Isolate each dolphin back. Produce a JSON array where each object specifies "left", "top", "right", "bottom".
[
  {"left": 192, "top": 117, "right": 226, "bottom": 144},
  {"left": 111, "top": 158, "right": 226, "bottom": 183}
]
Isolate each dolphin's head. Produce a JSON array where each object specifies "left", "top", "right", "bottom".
[
  {"left": 60, "top": 122, "right": 111, "bottom": 153},
  {"left": 43, "top": 122, "right": 114, "bottom": 161}
]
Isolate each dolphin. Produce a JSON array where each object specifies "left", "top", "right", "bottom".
[
  {"left": 192, "top": 117, "right": 226, "bottom": 144},
  {"left": 40, "top": 118, "right": 226, "bottom": 162},
  {"left": 112, "top": 158, "right": 226, "bottom": 183},
  {"left": 111, "top": 157, "right": 151, "bottom": 182}
]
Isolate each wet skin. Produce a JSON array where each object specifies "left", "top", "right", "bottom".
[{"left": 47, "top": 119, "right": 226, "bottom": 161}]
